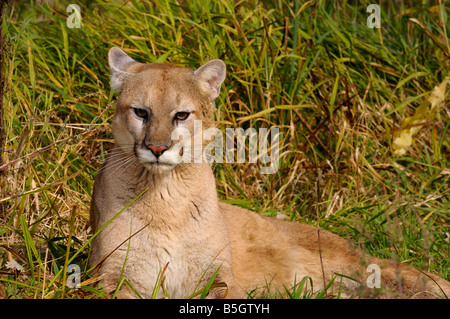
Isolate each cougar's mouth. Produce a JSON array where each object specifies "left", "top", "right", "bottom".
[{"left": 135, "top": 145, "right": 181, "bottom": 173}]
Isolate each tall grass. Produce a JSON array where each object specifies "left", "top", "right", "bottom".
[{"left": 0, "top": 0, "right": 448, "bottom": 298}]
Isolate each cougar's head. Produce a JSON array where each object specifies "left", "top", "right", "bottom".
[{"left": 108, "top": 47, "right": 226, "bottom": 174}]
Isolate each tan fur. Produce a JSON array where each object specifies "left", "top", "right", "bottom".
[{"left": 89, "top": 47, "right": 450, "bottom": 299}]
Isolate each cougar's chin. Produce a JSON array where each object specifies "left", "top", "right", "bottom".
[{"left": 141, "top": 161, "right": 176, "bottom": 174}]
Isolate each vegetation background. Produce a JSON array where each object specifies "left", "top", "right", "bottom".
[{"left": 0, "top": 0, "right": 448, "bottom": 298}]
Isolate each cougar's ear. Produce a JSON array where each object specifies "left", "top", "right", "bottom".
[
  {"left": 194, "top": 59, "right": 226, "bottom": 101},
  {"left": 108, "top": 47, "right": 141, "bottom": 91}
]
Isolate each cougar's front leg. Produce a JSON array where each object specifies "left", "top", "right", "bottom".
[
  {"left": 205, "top": 263, "right": 245, "bottom": 299},
  {"left": 94, "top": 248, "right": 140, "bottom": 299}
]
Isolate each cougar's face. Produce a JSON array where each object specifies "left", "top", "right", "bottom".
[
  {"left": 115, "top": 67, "right": 204, "bottom": 173},
  {"left": 108, "top": 47, "right": 225, "bottom": 174}
]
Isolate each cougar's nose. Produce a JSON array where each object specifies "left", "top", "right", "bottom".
[{"left": 146, "top": 144, "right": 169, "bottom": 158}]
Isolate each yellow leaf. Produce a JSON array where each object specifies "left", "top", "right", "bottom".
[
  {"left": 393, "top": 130, "right": 414, "bottom": 156},
  {"left": 392, "top": 77, "right": 449, "bottom": 156},
  {"left": 429, "top": 76, "right": 449, "bottom": 109}
]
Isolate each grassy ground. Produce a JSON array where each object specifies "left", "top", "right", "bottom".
[{"left": 0, "top": 0, "right": 449, "bottom": 299}]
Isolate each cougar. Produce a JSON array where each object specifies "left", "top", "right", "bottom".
[{"left": 89, "top": 47, "right": 450, "bottom": 299}]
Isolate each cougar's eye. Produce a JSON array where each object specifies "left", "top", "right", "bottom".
[
  {"left": 175, "top": 112, "right": 190, "bottom": 121},
  {"left": 133, "top": 107, "right": 148, "bottom": 119}
]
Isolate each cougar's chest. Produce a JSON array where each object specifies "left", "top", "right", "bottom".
[{"left": 123, "top": 200, "right": 211, "bottom": 298}]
